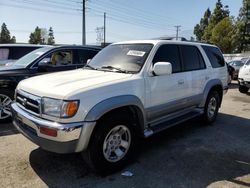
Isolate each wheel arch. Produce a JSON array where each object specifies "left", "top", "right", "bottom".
[
  {"left": 200, "top": 79, "right": 223, "bottom": 107},
  {"left": 85, "top": 95, "right": 146, "bottom": 136}
]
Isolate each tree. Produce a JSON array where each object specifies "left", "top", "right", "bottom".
[
  {"left": 202, "top": 0, "right": 230, "bottom": 42},
  {"left": 0, "top": 23, "right": 16, "bottom": 43},
  {"left": 236, "top": 0, "right": 250, "bottom": 52},
  {"left": 29, "top": 26, "right": 42, "bottom": 44},
  {"left": 210, "top": 17, "right": 236, "bottom": 53},
  {"left": 47, "top": 27, "right": 55, "bottom": 45},
  {"left": 194, "top": 8, "right": 211, "bottom": 41}
]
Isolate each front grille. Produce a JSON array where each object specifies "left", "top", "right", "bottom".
[{"left": 16, "top": 91, "right": 41, "bottom": 115}]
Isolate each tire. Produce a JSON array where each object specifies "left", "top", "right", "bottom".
[
  {"left": 203, "top": 90, "right": 220, "bottom": 124},
  {"left": 239, "top": 86, "right": 249, "bottom": 94},
  {"left": 82, "top": 112, "right": 136, "bottom": 175},
  {"left": 0, "top": 89, "right": 14, "bottom": 123}
]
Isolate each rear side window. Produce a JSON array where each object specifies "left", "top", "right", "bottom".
[
  {"left": 0, "top": 48, "right": 9, "bottom": 60},
  {"left": 180, "top": 45, "right": 206, "bottom": 71},
  {"left": 202, "top": 46, "right": 225, "bottom": 68},
  {"left": 76, "top": 49, "right": 99, "bottom": 65},
  {"left": 8, "top": 47, "right": 40, "bottom": 60},
  {"left": 153, "top": 44, "right": 181, "bottom": 73}
]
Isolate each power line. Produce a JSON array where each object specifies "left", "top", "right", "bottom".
[{"left": 0, "top": 2, "right": 81, "bottom": 15}]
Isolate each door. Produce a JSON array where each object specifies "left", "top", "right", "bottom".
[
  {"left": 179, "top": 45, "right": 208, "bottom": 100},
  {"left": 36, "top": 49, "right": 76, "bottom": 74},
  {"left": 145, "top": 44, "right": 188, "bottom": 121}
]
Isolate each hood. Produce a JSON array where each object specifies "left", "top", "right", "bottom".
[{"left": 18, "top": 69, "right": 133, "bottom": 99}]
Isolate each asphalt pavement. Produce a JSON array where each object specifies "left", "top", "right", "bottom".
[{"left": 0, "top": 82, "right": 250, "bottom": 188}]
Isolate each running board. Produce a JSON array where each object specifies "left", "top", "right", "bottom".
[{"left": 144, "top": 109, "right": 204, "bottom": 138}]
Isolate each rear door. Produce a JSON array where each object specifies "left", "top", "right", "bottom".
[
  {"left": 179, "top": 45, "right": 208, "bottom": 101},
  {"left": 239, "top": 60, "right": 250, "bottom": 81}
]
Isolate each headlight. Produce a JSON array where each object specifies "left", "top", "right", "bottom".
[{"left": 42, "top": 97, "right": 79, "bottom": 118}]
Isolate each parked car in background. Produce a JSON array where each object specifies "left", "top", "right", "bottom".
[
  {"left": 228, "top": 60, "right": 245, "bottom": 79},
  {"left": 0, "top": 44, "right": 45, "bottom": 66},
  {"left": 0, "top": 45, "right": 101, "bottom": 122},
  {"left": 238, "top": 59, "right": 250, "bottom": 94}
]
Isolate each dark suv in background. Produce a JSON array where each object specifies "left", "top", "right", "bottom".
[
  {"left": 0, "top": 44, "right": 46, "bottom": 66},
  {"left": 0, "top": 45, "right": 101, "bottom": 122}
]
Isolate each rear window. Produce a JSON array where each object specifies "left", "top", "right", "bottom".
[
  {"left": 202, "top": 46, "right": 225, "bottom": 68},
  {"left": 8, "top": 47, "right": 40, "bottom": 60}
]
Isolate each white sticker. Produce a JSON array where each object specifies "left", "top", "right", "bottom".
[
  {"left": 127, "top": 50, "right": 146, "bottom": 57},
  {"left": 35, "top": 52, "right": 45, "bottom": 56}
]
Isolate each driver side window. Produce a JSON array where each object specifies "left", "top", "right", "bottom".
[
  {"left": 153, "top": 44, "right": 181, "bottom": 73},
  {"left": 39, "top": 50, "right": 73, "bottom": 67}
]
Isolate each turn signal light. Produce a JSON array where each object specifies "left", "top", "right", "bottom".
[{"left": 40, "top": 127, "right": 57, "bottom": 137}]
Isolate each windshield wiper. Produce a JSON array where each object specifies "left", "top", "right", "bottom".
[
  {"left": 84, "top": 64, "right": 97, "bottom": 70},
  {"left": 100, "top": 65, "right": 129, "bottom": 73}
]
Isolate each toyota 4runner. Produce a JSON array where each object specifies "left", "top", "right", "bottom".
[{"left": 11, "top": 40, "right": 228, "bottom": 174}]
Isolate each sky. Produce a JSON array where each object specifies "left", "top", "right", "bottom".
[{"left": 0, "top": 0, "right": 243, "bottom": 45}]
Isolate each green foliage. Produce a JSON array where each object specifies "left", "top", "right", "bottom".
[
  {"left": 47, "top": 27, "right": 55, "bottom": 45},
  {"left": 0, "top": 23, "right": 16, "bottom": 44},
  {"left": 202, "top": 0, "right": 230, "bottom": 42},
  {"left": 29, "top": 26, "right": 42, "bottom": 44},
  {"left": 236, "top": 0, "right": 250, "bottom": 52},
  {"left": 194, "top": 8, "right": 211, "bottom": 41},
  {"left": 210, "top": 17, "right": 236, "bottom": 53}
]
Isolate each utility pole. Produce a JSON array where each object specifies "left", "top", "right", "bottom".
[
  {"left": 82, "top": 0, "right": 86, "bottom": 45},
  {"left": 103, "top": 12, "right": 106, "bottom": 46},
  {"left": 174, "top": 25, "right": 181, "bottom": 40}
]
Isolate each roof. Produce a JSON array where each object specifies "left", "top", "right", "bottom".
[
  {"left": 51, "top": 45, "right": 102, "bottom": 50},
  {"left": 113, "top": 40, "right": 217, "bottom": 48},
  {"left": 0, "top": 43, "right": 49, "bottom": 47}
]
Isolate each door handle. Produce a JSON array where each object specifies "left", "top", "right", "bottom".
[{"left": 178, "top": 80, "right": 184, "bottom": 85}]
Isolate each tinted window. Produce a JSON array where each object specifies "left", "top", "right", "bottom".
[
  {"left": 246, "top": 59, "right": 250, "bottom": 66},
  {"left": 153, "top": 44, "right": 181, "bottom": 73},
  {"left": 76, "top": 49, "right": 99, "bottom": 65},
  {"left": 9, "top": 47, "right": 40, "bottom": 59},
  {"left": 202, "top": 46, "right": 225, "bottom": 68},
  {"left": 181, "top": 45, "right": 205, "bottom": 71}
]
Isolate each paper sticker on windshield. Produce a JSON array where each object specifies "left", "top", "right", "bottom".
[
  {"left": 35, "top": 52, "right": 44, "bottom": 56},
  {"left": 127, "top": 50, "right": 146, "bottom": 57}
]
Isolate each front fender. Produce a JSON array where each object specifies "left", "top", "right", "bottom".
[{"left": 85, "top": 95, "right": 146, "bottom": 124}]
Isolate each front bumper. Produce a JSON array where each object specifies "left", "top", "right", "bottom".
[
  {"left": 11, "top": 102, "right": 95, "bottom": 153},
  {"left": 238, "top": 78, "right": 250, "bottom": 88}
]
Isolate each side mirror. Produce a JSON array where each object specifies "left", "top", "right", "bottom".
[
  {"left": 38, "top": 59, "right": 53, "bottom": 71},
  {"left": 87, "top": 59, "right": 92, "bottom": 64},
  {"left": 153, "top": 62, "right": 172, "bottom": 76}
]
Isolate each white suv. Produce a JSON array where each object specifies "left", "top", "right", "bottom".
[
  {"left": 238, "top": 59, "right": 250, "bottom": 93},
  {"left": 11, "top": 40, "right": 228, "bottom": 174}
]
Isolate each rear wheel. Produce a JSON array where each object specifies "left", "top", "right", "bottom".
[
  {"left": 239, "top": 85, "right": 249, "bottom": 94},
  {"left": 203, "top": 90, "right": 220, "bottom": 124},
  {"left": 0, "top": 89, "right": 14, "bottom": 123},
  {"left": 82, "top": 112, "right": 136, "bottom": 174}
]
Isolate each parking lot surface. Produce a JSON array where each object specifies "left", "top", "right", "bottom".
[{"left": 0, "top": 82, "right": 250, "bottom": 188}]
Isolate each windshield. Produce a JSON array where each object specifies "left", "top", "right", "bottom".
[
  {"left": 229, "top": 60, "right": 244, "bottom": 66},
  {"left": 13, "top": 47, "right": 52, "bottom": 67},
  {"left": 88, "top": 44, "right": 153, "bottom": 73}
]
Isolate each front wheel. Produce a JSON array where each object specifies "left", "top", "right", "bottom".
[
  {"left": 203, "top": 90, "right": 220, "bottom": 124},
  {"left": 0, "top": 89, "right": 14, "bottom": 123},
  {"left": 82, "top": 113, "right": 136, "bottom": 174}
]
